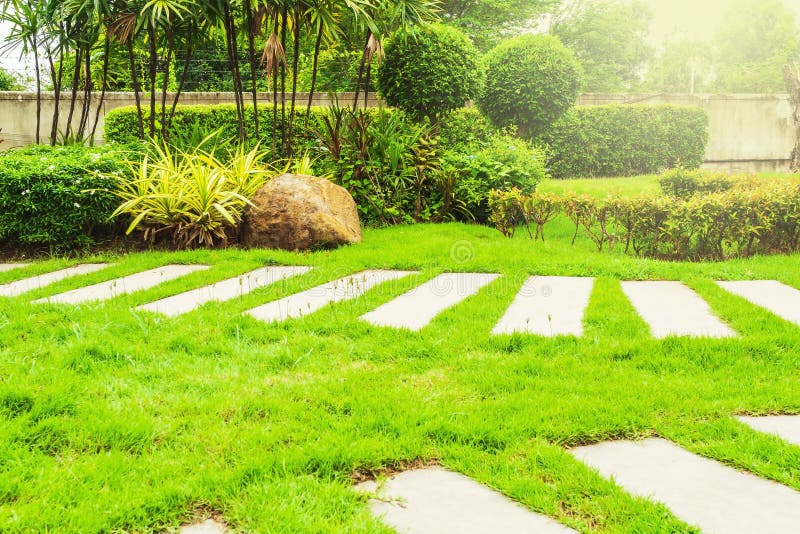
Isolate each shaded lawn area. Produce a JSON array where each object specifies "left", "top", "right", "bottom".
[{"left": 1, "top": 221, "right": 800, "bottom": 532}]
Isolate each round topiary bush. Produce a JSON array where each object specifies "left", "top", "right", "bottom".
[
  {"left": 478, "top": 34, "right": 583, "bottom": 138},
  {"left": 377, "top": 23, "right": 483, "bottom": 123}
]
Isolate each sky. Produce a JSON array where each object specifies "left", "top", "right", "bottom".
[{"left": 2, "top": 0, "right": 800, "bottom": 75}]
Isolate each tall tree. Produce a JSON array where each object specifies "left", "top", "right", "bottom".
[
  {"left": 551, "top": 0, "right": 652, "bottom": 92},
  {"left": 642, "top": 39, "right": 713, "bottom": 94},
  {"left": 440, "top": 0, "right": 556, "bottom": 51},
  {"left": 713, "top": 0, "right": 800, "bottom": 93},
  {"left": 783, "top": 63, "right": 800, "bottom": 172}
]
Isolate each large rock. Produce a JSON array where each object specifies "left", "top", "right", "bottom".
[{"left": 241, "top": 173, "right": 362, "bottom": 251}]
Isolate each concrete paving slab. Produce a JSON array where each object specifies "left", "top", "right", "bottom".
[
  {"left": 621, "top": 281, "right": 736, "bottom": 338},
  {"left": 0, "top": 264, "right": 109, "bottom": 297},
  {"left": 356, "top": 467, "right": 576, "bottom": 534},
  {"left": 737, "top": 415, "right": 800, "bottom": 447},
  {"left": 360, "top": 273, "right": 500, "bottom": 331},
  {"left": 136, "top": 266, "right": 311, "bottom": 316},
  {"left": 245, "top": 270, "right": 414, "bottom": 322},
  {"left": 570, "top": 437, "right": 800, "bottom": 534},
  {"left": 179, "top": 519, "right": 227, "bottom": 534},
  {"left": 492, "top": 276, "right": 594, "bottom": 336},
  {"left": 0, "top": 264, "right": 28, "bottom": 273},
  {"left": 717, "top": 280, "right": 800, "bottom": 327},
  {"left": 34, "top": 265, "right": 208, "bottom": 304}
]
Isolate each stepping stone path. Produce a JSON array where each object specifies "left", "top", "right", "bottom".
[
  {"left": 136, "top": 266, "right": 311, "bottom": 316},
  {"left": 717, "top": 280, "right": 800, "bottom": 327},
  {"left": 34, "top": 265, "right": 208, "bottom": 305},
  {"left": 356, "top": 467, "right": 576, "bottom": 534},
  {"left": 0, "top": 264, "right": 109, "bottom": 297},
  {"left": 361, "top": 273, "right": 499, "bottom": 331},
  {"left": 179, "top": 519, "right": 227, "bottom": 534},
  {"left": 493, "top": 276, "right": 594, "bottom": 336},
  {"left": 245, "top": 270, "right": 414, "bottom": 322},
  {"left": 738, "top": 415, "right": 800, "bottom": 446},
  {"left": 621, "top": 281, "right": 735, "bottom": 338},
  {"left": 570, "top": 437, "right": 800, "bottom": 533},
  {"left": 0, "top": 263, "right": 28, "bottom": 273}
]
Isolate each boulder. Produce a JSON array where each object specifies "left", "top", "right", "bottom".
[{"left": 241, "top": 173, "right": 362, "bottom": 251}]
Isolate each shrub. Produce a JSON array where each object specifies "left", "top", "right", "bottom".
[
  {"left": 104, "top": 104, "right": 328, "bottom": 153},
  {"left": 478, "top": 34, "right": 583, "bottom": 138},
  {"left": 377, "top": 24, "right": 483, "bottom": 123},
  {"left": 489, "top": 178, "right": 800, "bottom": 260},
  {"left": 538, "top": 104, "right": 709, "bottom": 178},
  {"left": 437, "top": 108, "right": 497, "bottom": 150},
  {"left": 441, "top": 133, "right": 549, "bottom": 223},
  {"left": 110, "top": 140, "right": 275, "bottom": 248},
  {"left": 658, "top": 167, "right": 738, "bottom": 198},
  {"left": 0, "top": 145, "right": 127, "bottom": 251}
]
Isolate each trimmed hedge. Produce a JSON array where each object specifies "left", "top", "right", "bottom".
[
  {"left": 0, "top": 145, "right": 128, "bottom": 251},
  {"left": 489, "top": 176, "right": 800, "bottom": 260},
  {"left": 537, "top": 104, "right": 709, "bottom": 178},
  {"left": 104, "top": 104, "right": 329, "bottom": 151}
]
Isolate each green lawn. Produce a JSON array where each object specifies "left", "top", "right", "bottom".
[
  {"left": 538, "top": 172, "right": 800, "bottom": 198},
  {"left": 2, "top": 221, "right": 800, "bottom": 532}
]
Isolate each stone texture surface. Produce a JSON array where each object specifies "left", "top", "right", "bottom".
[
  {"left": 717, "top": 280, "right": 800, "bottom": 326},
  {"left": 493, "top": 276, "right": 595, "bottom": 336},
  {"left": 34, "top": 265, "right": 208, "bottom": 304},
  {"left": 621, "top": 281, "right": 736, "bottom": 338},
  {"left": 241, "top": 173, "right": 362, "bottom": 251},
  {"left": 738, "top": 415, "right": 800, "bottom": 446},
  {"left": 571, "top": 438, "right": 800, "bottom": 533},
  {"left": 361, "top": 273, "right": 500, "bottom": 331},
  {"left": 179, "top": 519, "right": 227, "bottom": 534},
  {"left": 137, "top": 266, "right": 310, "bottom": 316},
  {"left": 0, "top": 263, "right": 28, "bottom": 272},
  {"left": 245, "top": 270, "right": 414, "bottom": 322},
  {"left": 0, "top": 264, "right": 108, "bottom": 297},
  {"left": 356, "top": 467, "right": 576, "bottom": 534}
]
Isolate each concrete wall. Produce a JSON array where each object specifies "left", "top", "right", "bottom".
[
  {"left": 0, "top": 91, "right": 796, "bottom": 173},
  {"left": 578, "top": 93, "right": 796, "bottom": 173},
  {"left": 0, "top": 91, "right": 380, "bottom": 148}
]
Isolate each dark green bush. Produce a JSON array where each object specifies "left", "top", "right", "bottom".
[
  {"left": 377, "top": 23, "right": 483, "bottom": 123},
  {"left": 104, "top": 104, "right": 328, "bottom": 152},
  {"left": 0, "top": 145, "right": 128, "bottom": 251},
  {"left": 441, "top": 133, "right": 548, "bottom": 222},
  {"left": 437, "top": 108, "right": 497, "bottom": 150},
  {"left": 538, "top": 104, "right": 709, "bottom": 178},
  {"left": 478, "top": 34, "right": 583, "bottom": 138}
]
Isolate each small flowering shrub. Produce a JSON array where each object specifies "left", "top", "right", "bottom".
[{"left": 0, "top": 145, "right": 128, "bottom": 251}]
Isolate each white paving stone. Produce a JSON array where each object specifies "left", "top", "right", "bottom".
[
  {"left": 360, "top": 273, "right": 500, "bottom": 331},
  {"left": 0, "top": 263, "right": 28, "bottom": 273},
  {"left": 135, "top": 266, "right": 311, "bottom": 316},
  {"left": 621, "top": 281, "right": 735, "bottom": 338},
  {"left": 34, "top": 265, "right": 208, "bottom": 304},
  {"left": 738, "top": 415, "right": 800, "bottom": 447},
  {"left": 570, "top": 437, "right": 800, "bottom": 534},
  {"left": 356, "top": 467, "right": 576, "bottom": 534},
  {"left": 717, "top": 280, "right": 800, "bottom": 327},
  {"left": 245, "top": 270, "right": 414, "bottom": 322},
  {"left": 179, "top": 519, "right": 227, "bottom": 534},
  {"left": 0, "top": 264, "right": 109, "bottom": 297},
  {"left": 493, "top": 276, "right": 594, "bottom": 336}
]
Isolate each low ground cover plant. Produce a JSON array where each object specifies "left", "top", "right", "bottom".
[{"left": 490, "top": 170, "right": 800, "bottom": 260}]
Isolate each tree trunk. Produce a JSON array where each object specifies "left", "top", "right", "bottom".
[{"left": 783, "top": 63, "right": 800, "bottom": 172}]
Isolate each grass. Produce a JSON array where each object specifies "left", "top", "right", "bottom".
[
  {"left": 538, "top": 171, "right": 800, "bottom": 198},
  {"left": 2, "top": 217, "right": 800, "bottom": 532}
]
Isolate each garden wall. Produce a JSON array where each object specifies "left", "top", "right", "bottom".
[{"left": 0, "top": 91, "right": 795, "bottom": 173}]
